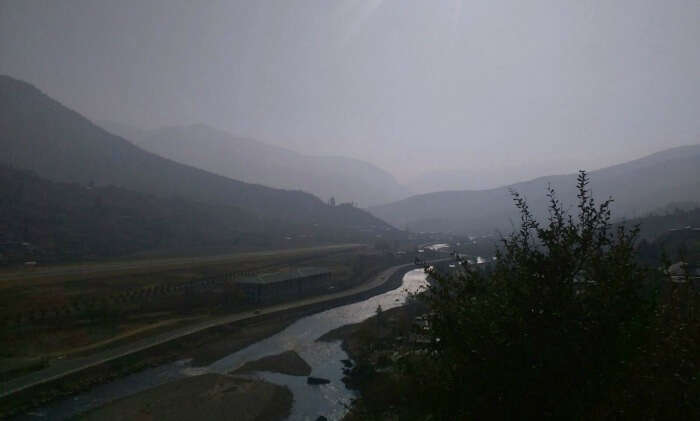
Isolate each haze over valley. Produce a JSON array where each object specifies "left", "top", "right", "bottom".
[
  {"left": 1, "top": 1, "right": 699, "bottom": 420},
  {"left": 98, "top": 120, "right": 410, "bottom": 207},
  {"left": 0, "top": 75, "right": 396, "bottom": 260}
]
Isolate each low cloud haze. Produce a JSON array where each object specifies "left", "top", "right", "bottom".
[{"left": 1, "top": 0, "right": 698, "bottom": 185}]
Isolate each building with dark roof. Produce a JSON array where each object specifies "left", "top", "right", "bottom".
[{"left": 236, "top": 267, "right": 333, "bottom": 304}]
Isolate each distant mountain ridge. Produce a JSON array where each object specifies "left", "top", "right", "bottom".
[
  {"left": 0, "top": 75, "right": 393, "bottom": 240},
  {"left": 370, "top": 144, "right": 700, "bottom": 234},
  {"left": 98, "top": 121, "right": 410, "bottom": 207}
]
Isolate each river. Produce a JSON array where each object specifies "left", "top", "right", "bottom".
[{"left": 20, "top": 268, "right": 429, "bottom": 421}]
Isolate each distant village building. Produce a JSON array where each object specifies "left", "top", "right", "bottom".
[
  {"left": 236, "top": 267, "right": 333, "bottom": 304},
  {"left": 667, "top": 261, "right": 700, "bottom": 288}
]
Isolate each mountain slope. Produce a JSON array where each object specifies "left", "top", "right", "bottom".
[
  {"left": 99, "top": 122, "right": 410, "bottom": 207},
  {"left": 0, "top": 75, "right": 391, "bottom": 234},
  {"left": 0, "top": 165, "right": 284, "bottom": 261},
  {"left": 370, "top": 145, "right": 700, "bottom": 234}
]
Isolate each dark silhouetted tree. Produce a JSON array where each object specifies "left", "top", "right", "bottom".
[{"left": 418, "top": 171, "right": 657, "bottom": 419}]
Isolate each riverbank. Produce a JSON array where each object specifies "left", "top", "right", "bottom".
[
  {"left": 79, "top": 373, "right": 292, "bottom": 421},
  {"left": 231, "top": 350, "right": 311, "bottom": 376},
  {"left": 319, "top": 302, "right": 429, "bottom": 420},
  {"left": 0, "top": 309, "right": 300, "bottom": 418},
  {"left": 2, "top": 262, "right": 419, "bottom": 418}
]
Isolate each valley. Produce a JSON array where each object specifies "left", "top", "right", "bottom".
[{"left": 1, "top": 4, "right": 698, "bottom": 417}]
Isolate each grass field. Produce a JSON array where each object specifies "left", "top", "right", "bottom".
[
  {"left": 0, "top": 244, "right": 363, "bottom": 285},
  {"left": 0, "top": 244, "right": 395, "bottom": 374}
]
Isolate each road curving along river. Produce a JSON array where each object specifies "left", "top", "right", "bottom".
[{"left": 18, "top": 268, "right": 429, "bottom": 421}]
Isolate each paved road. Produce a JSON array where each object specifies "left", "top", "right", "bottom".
[
  {"left": 0, "top": 262, "right": 416, "bottom": 399},
  {"left": 0, "top": 244, "right": 363, "bottom": 284}
]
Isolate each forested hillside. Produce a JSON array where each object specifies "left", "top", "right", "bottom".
[
  {"left": 0, "top": 165, "right": 358, "bottom": 263},
  {"left": 628, "top": 207, "right": 700, "bottom": 264}
]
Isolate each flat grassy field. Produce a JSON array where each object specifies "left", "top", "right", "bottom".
[
  {"left": 0, "top": 244, "right": 391, "bottom": 370},
  {"left": 0, "top": 244, "right": 362, "bottom": 285}
]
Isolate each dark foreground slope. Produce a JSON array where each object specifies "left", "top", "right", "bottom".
[
  {"left": 0, "top": 75, "right": 392, "bottom": 235},
  {"left": 371, "top": 145, "right": 700, "bottom": 234}
]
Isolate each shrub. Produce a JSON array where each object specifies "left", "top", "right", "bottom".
[{"left": 421, "top": 171, "right": 657, "bottom": 419}]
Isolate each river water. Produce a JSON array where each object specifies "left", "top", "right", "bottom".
[{"left": 21, "top": 268, "right": 429, "bottom": 421}]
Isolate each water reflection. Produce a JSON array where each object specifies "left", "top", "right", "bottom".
[{"left": 208, "top": 268, "right": 429, "bottom": 420}]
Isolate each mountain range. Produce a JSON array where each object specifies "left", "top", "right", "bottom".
[
  {"left": 3, "top": 74, "right": 699, "bottom": 248},
  {"left": 98, "top": 121, "right": 410, "bottom": 208},
  {"left": 0, "top": 75, "right": 394, "bottom": 259},
  {"left": 370, "top": 145, "right": 700, "bottom": 234}
]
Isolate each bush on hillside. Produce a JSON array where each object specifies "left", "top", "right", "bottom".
[{"left": 419, "top": 171, "right": 672, "bottom": 419}]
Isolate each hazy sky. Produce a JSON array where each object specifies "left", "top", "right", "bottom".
[{"left": 1, "top": 0, "right": 699, "bottom": 186}]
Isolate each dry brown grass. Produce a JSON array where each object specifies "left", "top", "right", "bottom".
[
  {"left": 80, "top": 373, "right": 293, "bottom": 421},
  {"left": 0, "top": 244, "right": 362, "bottom": 286},
  {"left": 0, "top": 245, "right": 370, "bottom": 362}
]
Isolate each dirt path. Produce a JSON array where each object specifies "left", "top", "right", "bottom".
[{"left": 52, "top": 316, "right": 205, "bottom": 358}]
